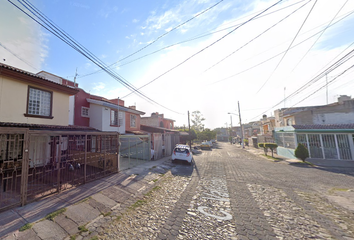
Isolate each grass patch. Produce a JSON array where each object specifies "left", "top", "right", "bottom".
[
  {"left": 129, "top": 199, "right": 147, "bottom": 210},
  {"left": 78, "top": 225, "right": 89, "bottom": 233},
  {"left": 102, "top": 212, "right": 111, "bottom": 217},
  {"left": 116, "top": 215, "right": 122, "bottom": 221},
  {"left": 262, "top": 154, "right": 283, "bottom": 161},
  {"left": 75, "top": 197, "right": 91, "bottom": 205},
  {"left": 19, "top": 223, "right": 32, "bottom": 232},
  {"left": 144, "top": 186, "right": 162, "bottom": 197},
  {"left": 90, "top": 237, "right": 98, "bottom": 240},
  {"left": 70, "top": 235, "right": 76, "bottom": 240},
  {"left": 152, "top": 186, "right": 161, "bottom": 191},
  {"left": 45, "top": 208, "right": 67, "bottom": 221},
  {"left": 304, "top": 161, "right": 315, "bottom": 166},
  {"left": 329, "top": 187, "right": 350, "bottom": 195},
  {"left": 152, "top": 179, "right": 158, "bottom": 182}
]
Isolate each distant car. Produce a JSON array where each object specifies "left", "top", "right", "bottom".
[
  {"left": 211, "top": 139, "right": 216, "bottom": 144},
  {"left": 206, "top": 141, "right": 213, "bottom": 148},
  {"left": 200, "top": 142, "right": 212, "bottom": 150},
  {"left": 172, "top": 145, "right": 193, "bottom": 165}
]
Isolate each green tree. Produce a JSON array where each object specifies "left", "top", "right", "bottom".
[
  {"left": 294, "top": 143, "right": 309, "bottom": 162},
  {"left": 265, "top": 143, "right": 278, "bottom": 158},
  {"left": 191, "top": 111, "right": 205, "bottom": 132}
]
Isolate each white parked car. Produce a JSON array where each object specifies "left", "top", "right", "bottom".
[{"left": 172, "top": 144, "right": 193, "bottom": 165}]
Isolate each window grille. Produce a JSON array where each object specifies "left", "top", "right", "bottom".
[{"left": 28, "top": 87, "right": 51, "bottom": 116}]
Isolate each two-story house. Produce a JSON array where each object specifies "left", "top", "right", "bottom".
[
  {"left": 273, "top": 95, "right": 354, "bottom": 166},
  {"left": 140, "top": 112, "right": 179, "bottom": 159},
  {"left": 72, "top": 88, "right": 145, "bottom": 134},
  {"left": 0, "top": 63, "right": 119, "bottom": 211}
]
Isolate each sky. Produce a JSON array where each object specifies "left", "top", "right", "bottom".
[{"left": 1, "top": 0, "right": 354, "bottom": 129}]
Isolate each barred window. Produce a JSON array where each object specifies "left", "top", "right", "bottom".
[
  {"left": 130, "top": 115, "right": 136, "bottom": 128},
  {"left": 81, "top": 107, "right": 89, "bottom": 117}
]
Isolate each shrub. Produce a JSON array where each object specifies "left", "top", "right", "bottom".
[
  {"left": 294, "top": 143, "right": 309, "bottom": 162},
  {"left": 258, "top": 143, "right": 267, "bottom": 155},
  {"left": 244, "top": 138, "right": 249, "bottom": 146},
  {"left": 264, "top": 143, "right": 278, "bottom": 158}
]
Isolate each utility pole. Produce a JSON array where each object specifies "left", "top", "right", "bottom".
[
  {"left": 188, "top": 111, "right": 191, "bottom": 149},
  {"left": 230, "top": 115, "right": 233, "bottom": 144},
  {"left": 326, "top": 74, "right": 328, "bottom": 105},
  {"left": 238, "top": 101, "right": 244, "bottom": 148}
]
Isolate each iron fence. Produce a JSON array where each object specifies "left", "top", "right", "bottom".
[{"left": 0, "top": 129, "right": 119, "bottom": 212}]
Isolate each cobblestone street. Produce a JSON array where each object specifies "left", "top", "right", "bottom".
[{"left": 99, "top": 142, "right": 354, "bottom": 239}]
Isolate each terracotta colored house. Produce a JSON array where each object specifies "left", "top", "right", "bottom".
[
  {"left": 71, "top": 88, "right": 145, "bottom": 134},
  {"left": 140, "top": 112, "right": 175, "bottom": 129}
]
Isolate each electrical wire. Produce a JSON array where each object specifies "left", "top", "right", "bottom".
[
  {"left": 250, "top": 46, "right": 354, "bottom": 120},
  {"left": 287, "top": 0, "right": 349, "bottom": 74},
  {"left": 122, "top": 0, "right": 285, "bottom": 98},
  {"left": 79, "top": 0, "right": 308, "bottom": 79},
  {"left": 256, "top": 0, "right": 318, "bottom": 94},
  {"left": 78, "top": 0, "right": 224, "bottom": 78},
  {"left": 9, "top": 0, "right": 183, "bottom": 114},
  {"left": 289, "top": 63, "right": 354, "bottom": 108},
  {"left": 0, "top": 42, "right": 39, "bottom": 71},
  {"left": 207, "top": 8, "right": 354, "bottom": 86},
  {"left": 204, "top": 0, "right": 312, "bottom": 73}
]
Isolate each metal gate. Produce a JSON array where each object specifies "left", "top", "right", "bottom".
[
  {"left": 0, "top": 128, "right": 28, "bottom": 211},
  {"left": 0, "top": 129, "right": 119, "bottom": 212},
  {"left": 119, "top": 135, "right": 150, "bottom": 171}
]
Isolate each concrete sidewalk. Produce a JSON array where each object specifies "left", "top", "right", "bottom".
[{"left": 0, "top": 156, "right": 173, "bottom": 240}]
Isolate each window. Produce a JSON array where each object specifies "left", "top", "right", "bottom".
[
  {"left": 81, "top": 107, "right": 89, "bottom": 117},
  {"left": 26, "top": 87, "right": 52, "bottom": 118},
  {"left": 110, "top": 110, "right": 123, "bottom": 126},
  {"left": 130, "top": 115, "right": 136, "bottom": 128}
]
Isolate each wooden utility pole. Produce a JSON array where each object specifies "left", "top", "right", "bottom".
[
  {"left": 238, "top": 101, "right": 244, "bottom": 148},
  {"left": 188, "top": 111, "right": 191, "bottom": 149}
]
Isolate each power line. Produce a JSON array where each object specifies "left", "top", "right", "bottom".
[
  {"left": 256, "top": 0, "right": 318, "bottom": 94},
  {"left": 79, "top": 0, "right": 308, "bottom": 79},
  {"left": 207, "top": 8, "right": 354, "bottom": 86},
  {"left": 9, "top": 0, "right": 183, "bottom": 114},
  {"left": 289, "top": 63, "right": 354, "bottom": 107},
  {"left": 287, "top": 0, "right": 349, "bottom": 74},
  {"left": 122, "top": 0, "right": 285, "bottom": 98},
  {"left": 204, "top": 0, "right": 312, "bottom": 73},
  {"left": 78, "top": 0, "right": 224, "bottom": 78},
  {"left": 251, "top": 46, "right": 354, "bottom": 120},
  {"left": 0, "top": 42, "right": 39, "bottom": 71}
]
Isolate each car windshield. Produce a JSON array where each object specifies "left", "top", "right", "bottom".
[{"left": 175, "top": 148, "right": 189, "bottom": 153}]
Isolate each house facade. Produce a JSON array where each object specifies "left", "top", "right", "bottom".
[
  {"left": 0, "top": 64, "right": 120, "bottom": 212},
  {"left": 71, "top": 88, "right": 145, "bottom": 134},
  {"left": 0, "top": 64, "right": 78, "bottom": 125},
  {"left": 274, "top": 124, "right": 354, "bottom": 166},
  {"left": 274, "top": 95, "right": 354, "bottom": 127},
  {"left": 140, "top": 112, "right": 174, "bottom": 129}
]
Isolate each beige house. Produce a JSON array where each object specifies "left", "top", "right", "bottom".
[
  {"left": 274, "top": 95, "right": 354, "bottom": 128},
  {"left": 0, "top": 63, "right": 78, "bottom": 125}
]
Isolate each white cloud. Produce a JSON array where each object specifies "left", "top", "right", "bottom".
[
  {"left": 93, "top": 82, "right": 106, "bottom": 91},
  {"left": 123, "top": 0, "right": 354, "bottom": 129}
]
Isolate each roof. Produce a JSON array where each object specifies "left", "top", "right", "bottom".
[
  {"left": 293, "top": 124, "right": 354, "bottom": 130},
  {"left": 86, "top": 98, "right": 145, "bottom": 115},
  {"left": 0, "top": 122, "right": 100, "bottom": 131},
  {"left": 140, "top": 124, "right": 179, "bottom": 133},
  {"left": 0, "top": 63, "right": 79, "bottom": 95},
  {"left": 126, "top": 130, "right": 149, "bottom": 135}
]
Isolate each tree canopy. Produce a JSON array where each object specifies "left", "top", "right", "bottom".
[{"left": 191, "top": 110, "right": 205, "bottom": 132}]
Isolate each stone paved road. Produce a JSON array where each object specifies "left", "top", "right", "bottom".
[{"left": 101, "top": 142, "right": 354, "bottom": 239}]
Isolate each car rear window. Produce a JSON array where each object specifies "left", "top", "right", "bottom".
[{"left": 174, "top": 148, "right": 189, "bottom": 153}]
